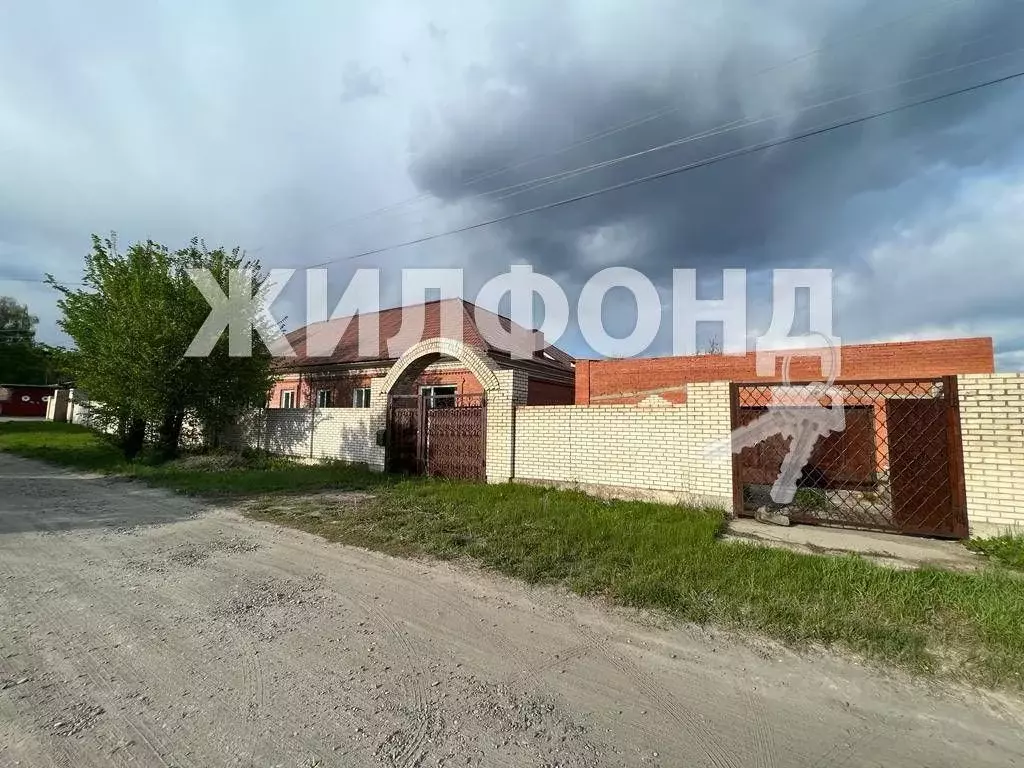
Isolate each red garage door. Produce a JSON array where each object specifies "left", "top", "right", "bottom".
[{"left": 0, "top": 387, "right": 53, "bottom": 418}]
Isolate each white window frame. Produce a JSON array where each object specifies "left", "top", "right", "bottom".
[
  {"left": 352, "top": 387, "right": 371, "bottom": 408},
  {"left": 280, "top": 389, "right": 296, "bottom": 409},
  {"left": 420, "top": 384, "right": 457, "bottom": 409},
  {"left": 316, "top": 389, "right": 332, "bottom": 408}
]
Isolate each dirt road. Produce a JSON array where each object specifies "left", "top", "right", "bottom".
[{"left": 1, "top": 453, "right": 1021, "bottom": 767}]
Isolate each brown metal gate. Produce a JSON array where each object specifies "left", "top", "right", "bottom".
[
  {"left": 730, "top": 377, "right": 968, "bottom": 538},
  {"left": 386, "top": 393, "right": 486, "bottom": 481},
  {"left": 386, "top": 395, "right": 422, "bottom": 474}
]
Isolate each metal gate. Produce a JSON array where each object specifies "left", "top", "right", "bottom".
[
  {"left": 730, "top": 377, "right": 968, "bottom": 538},
  {"left": 386, "top": 393, "right": 486, "bottom": 481},
  {"left": 386, "top": 395, "right": 422, "bottom": 475}
]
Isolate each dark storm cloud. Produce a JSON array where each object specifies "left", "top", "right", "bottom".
[{"left": 407, "top": 0, "right": 1024, "bottom": 277}]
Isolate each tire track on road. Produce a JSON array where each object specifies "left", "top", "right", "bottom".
[
  {"left": 4, "top": 556, "right": 179, "bottom": 768},
  {"left": 566, "top": 620, "right": 740, "bottom": 768}
]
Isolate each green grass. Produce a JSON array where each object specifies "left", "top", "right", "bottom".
[
  {"left": 3, "top": 420, "right": 1024, "bottom": 688},
  {"left": 0, "top": 421, "right": 390, "bottom": 496},
  {"left": 967, "top": 534, "right": 1024, "bottom": 571},
  {"left": 0, "top": 421, "right": 124, "bottom": 470}
]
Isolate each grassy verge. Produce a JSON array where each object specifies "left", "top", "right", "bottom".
[
  {"left": 967, "top": 534, "right": 1024, "bottom": 572},
  {"left": 3, "top": 421, "right": 1023, "bottom": 688},
  {"left": 0, "top": 421, "right": 389, "bottom": 496}
]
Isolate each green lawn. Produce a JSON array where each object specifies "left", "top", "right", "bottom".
[
  {"left": 3, "top": 420, "right": 1023, "bottom": 689},
  {"left": 0, "top": 420, "right": 388, "bottom": 495}
]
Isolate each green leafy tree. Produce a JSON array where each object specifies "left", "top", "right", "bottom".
[
  {"left": 0, "top": 297, "right": 63, "bottom": 385},
  {"left": 50, "top": 235, "right": 276, "bottom": 460},
  {"left": 0, "top": 296, "right": 37, "bottom": 345}
]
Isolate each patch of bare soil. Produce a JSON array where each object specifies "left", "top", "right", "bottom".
[
  {"left": 373, "top": 675, "right": 600, "bottom": 768},
  {"left": 219, "top": 574, "right": 328, "bottom": 641}
]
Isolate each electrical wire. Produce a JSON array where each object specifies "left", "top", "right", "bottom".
[
  {"left": 480, "top": 44, "right": 1024, "bottom": 207},
  {"left": 300, "top": 67, "right": 1024, "bottom": 269},
  {"left": 318, "top": 0, "right": 984, "bottom": 232},
  {"left": 6, "top": 13, "right": 1021, "bottom": 286}
]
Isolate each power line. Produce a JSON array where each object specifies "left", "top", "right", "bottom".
[
  {"left": 7, "top": 6, "right": 1011, "bottom": 289},
  {"left": 362, "top": 34, "right": 1020, "bottom": 215},
  {"left": 5, "top": 14, "right": 1020, "bottom": 286},
  {"left": 0, "top": 277, "right": 85, "bottom": 286},
  {"left": 318, "top": 0, "right": 981, "bottom": 233},
  {"left": 302, "top": 67, "right": 1024, "bottom": 269},
  {"left": 479, "top": 44, "right": 1024, "bottom": 207},
  {"left": 461, "top": 0, "right": 984, "bottom": 187}
]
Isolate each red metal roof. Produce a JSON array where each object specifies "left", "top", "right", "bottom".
[{"left": 279, "top": 299, "right": 574, "bottom": 370}]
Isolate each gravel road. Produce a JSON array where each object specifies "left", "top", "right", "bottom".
[{"left": 0, "top": 452, "right": 1022, "bottom": 767}]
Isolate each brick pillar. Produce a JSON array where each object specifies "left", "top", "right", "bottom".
[
  {"left": 486, "top": 369, "right": 528, "bottom": 484},
  {"left": 683, "top": 381, "right": 734, "bottom": 510},
  {"left": 957, "top": 373, "right": 1024, "bottom": 536},
  {"left": 575, "top": 360, "right": 591, "bottom": 405}
]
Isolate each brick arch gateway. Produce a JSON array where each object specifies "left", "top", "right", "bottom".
[{"left": 376, "top": 338, "right": 522, "bottom": 482}]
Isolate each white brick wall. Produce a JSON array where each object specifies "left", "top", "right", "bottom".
[
  {"left": 256, "top": 410, "right": 311, "bottom": 456},
  {"left": 958, "top": 373, "right": 1024, "bottom": 535},
  {"left": 239, "top": 407, "right": 384, "bottom": 469},
  {"left": 311, "top": 408, "right": 384, "bottom": 468},
  {"left": 512, "top": 381, "right": 734, "bottom": 509}
]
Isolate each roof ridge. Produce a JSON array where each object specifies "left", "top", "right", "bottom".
[{"left": 459, "top": 298, "right": 490, "bottom": 351}]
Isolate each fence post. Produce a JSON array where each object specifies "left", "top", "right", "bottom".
[
  {"left": 309, "top": 406, "right": 317, "bottom": 459},
  {"left": 944, "top": 376, "right": 969, "bottom": 537},
  {"left": 729, "top": 382, "right": 742, "bottom": 516}
]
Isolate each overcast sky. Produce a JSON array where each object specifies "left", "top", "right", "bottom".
[{"left": 2, "top": 0, "right": 1024, "bottom": 367}]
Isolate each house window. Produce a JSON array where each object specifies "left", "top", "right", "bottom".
[
  {"left": 352, "top": 387, "right": 371, "bottom": 408},
  {"left": 280, "top": 390, "right": 296, "bottom": 409},
  {"left": 316, "top": 389, "right": 332, "bottom": 408},
  {"left": 420, "top": 385, "right": 457, "bottom": 409}
]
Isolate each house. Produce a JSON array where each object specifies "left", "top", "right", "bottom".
[{"left": 268, "top": 299, "right": 576, "bottom": 409}]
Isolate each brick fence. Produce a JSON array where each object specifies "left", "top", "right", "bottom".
[
  {"left": 513, "top": 382, "right": 733, "bottom": 509},
  {"left": 217, "top": 370, "right": 1024, "bottom": 538},
  {"left": 233, "top": 407, "right": 384, "bottom": 469}
]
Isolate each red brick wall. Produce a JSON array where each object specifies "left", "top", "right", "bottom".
[
  {"left": 575, "top": 337, "right": 995, "bottom": 405},
  {"left": 395, "top": 369, "right": 484, "bottom": 397},
  {"left": 270, "top": 367, "right": 573, "bottom": 407},
  {"left": 268, "top": 368, "right": 486, "bottom": 408}
]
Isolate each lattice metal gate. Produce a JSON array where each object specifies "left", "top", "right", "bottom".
[
  {"left": 386, "top": 393, "right": 486, "bottom": 481},
  {"left": 730, "top": 377, "right": 968, "bottom": 538}
]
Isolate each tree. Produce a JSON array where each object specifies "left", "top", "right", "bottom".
[
  {"left": 0, "top": 297, "right": 62, "bottom": 384},
  {"left": 50, "top": 235, "right": 276, "bottom": 460},
  {"left": 697, "top": 336, "right": 723, "bottom": 355},
  {"left": 0, "top": 297, "right": 37, "bottom": 346}
]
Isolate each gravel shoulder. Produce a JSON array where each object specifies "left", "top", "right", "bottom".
[{"left": 1, "top": 452, "right": 1022, "bottom": 768}]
